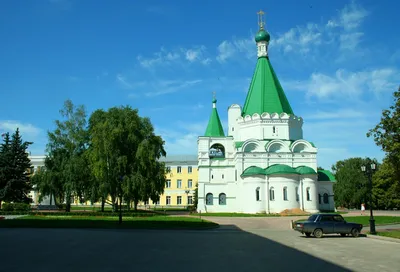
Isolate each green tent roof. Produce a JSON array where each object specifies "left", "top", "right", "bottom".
[
  {"left": 265, "top": 164, "right": 298, "bottom": 175},
  {"left": 242, "top": 56, "right": 294, "bottom": 116},
  {"left": 241, "top": 164, "right": 320, "bottom": 177},
  {"left": 317, "top": 170, "right": 336, "bottom": 182},
  {"left": 242, "top": 166, "right": 265, "bottom": 177},
  {"left": 204, "top": 99, "right": 225, "bottom": 137}
]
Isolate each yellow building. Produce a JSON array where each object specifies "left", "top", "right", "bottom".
[{"left": 142, "top": 155, "right": 198, "bottom": 208}]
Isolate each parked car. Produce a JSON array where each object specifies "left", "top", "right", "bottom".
[{"left": 293, "top": 213, "right": 363, "bottom": 238}]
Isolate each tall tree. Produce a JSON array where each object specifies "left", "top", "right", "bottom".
[
  {"left": 45, "top": 99, "right": 90, "bottom": 212},
  {"left": 372, "top": 158, "right": 400, "bottom": 210},
  {"left": 332, "top": 157, "right": 378, "bottom": 209},
  {"left": 0, "top": 129, "right": 33, "bottom": 205},
  {"left": 367, "top": 86, "right": 400, "bottom": 182}
]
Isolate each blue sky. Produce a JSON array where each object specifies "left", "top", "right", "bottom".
[{"left": 0, "top": 0, "right": 399, "bottom": 169}]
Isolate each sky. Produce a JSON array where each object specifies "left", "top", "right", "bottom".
[{"left": 0, "top": 0, "right": 399, "bottom": 170}]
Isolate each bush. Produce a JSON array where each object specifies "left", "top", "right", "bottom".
[{"left": 0, "top": 203, "right": 31, "bottom": 212}]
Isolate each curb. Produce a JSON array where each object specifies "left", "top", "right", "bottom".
[{"left": 366, "top": 234, "right": 400, "bottom": 244}]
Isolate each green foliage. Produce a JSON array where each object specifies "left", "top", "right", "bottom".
[
  {"left": 372, "top": 159, "right": 400, "bottom": 210},
  {"left": 0, "top": 128, "right": 33, "bottom": 205},
  {"left": 1, "top": 203, "right": 14, "bottom": 211},
  {"left": 0, "top": 203, "right": 30, "bottom": 211},
  {"left": 193, "top": 182, "right": 198, "bottom": 210},
  {"left": 332, "top": 157, "right": 378, "bottom": 209},
  {"left": 367, "top": 86, "right": 400, "bottom": 181}
]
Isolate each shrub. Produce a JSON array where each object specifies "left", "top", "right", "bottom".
[
  {"left": 2, "top": 203, "right": 14, "bottom": 211},
  {"left": 13, "top": 203, "right": 31, "bottom": 211}
]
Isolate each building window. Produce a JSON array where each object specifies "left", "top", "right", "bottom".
[
  {"left": 235, "top": 170, "right": 237, "bottom": 181},
  {"left": 270, "top": 187, "right": 275, "bottom": 201},
  {"left": 166, "top": 180, "right": 171, "bottom": 188},
  {"left": 187, "top": 196, "right": 193, "bottom": 205},
  {"left": 166, "top": 166, "right": 171, "bottom": 172},
  {"left": 273, "top": 126, "right": 276, "bottom": 133},
  {"left": 323, "top": 193, "right": 329, "bottom": 204},
  {"left": 188, "top": 166, "right": 192, "bottom": 173},
  {"left": 177, "top": 196, "right": 182, "bottom": 205},
  {"left": 152, "top": 200, "right": 160, "bottom": 205},
  {"left": 232, "top": 127, "right": 234, "bottom": 131},
  {"left": 219, "top": 193, "right": 226, "bottom": 205},
  {"left": 177, "top": 166, "right": 182, "bottom": 173},
  {"left": 283, "top": 187, "right": 288, "bottom": 201},
  {"left": 188, "top": 179, "right": 192, "bottom": 188},
  {"left": 166, "top": 196, "right": 171, "bottom": 205},
  {"left": 206, "top": 193, "right": 213, "bottom": 205},
  {"left": 222, "top": 174, "right": 224, "bottom": 179},
  {"left": 306, "top": 187, "right": 311, "bottom": 201},
  {"left": 296, "top": 187, "right": 299, "bottom": 202},
  {"left": 318, "top": 194, "right": 321, "bottom": 204},
  {"left": 144, "top": 200, "right": 149, "bottom": 205},
  {"left": 211, "top": 174, "right": 213, "bottom": 179},
  {"left": 177, "top": 179, "right": 182, "bottom": 188},
  {"left": 256, "top": 187, "right": 260, "bottom": 201}
]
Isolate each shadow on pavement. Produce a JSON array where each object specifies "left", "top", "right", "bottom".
[
  {"left": 0, "top": 225, "right": 350, "bottom": 272},
  {"left": 298, "top": 233, "right": 367, "bottom": 239}
]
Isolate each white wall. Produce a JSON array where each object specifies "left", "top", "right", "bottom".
[{"left": 318, "top": 181, "right": 335, "bottom": 211}]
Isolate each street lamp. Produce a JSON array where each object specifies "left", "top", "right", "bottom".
[{"left": 361, "top": 163, "right": 376, "bottom": 234}]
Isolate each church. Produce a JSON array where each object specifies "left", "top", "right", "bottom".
[{"left": 197, "top": 11, "right": 336, "bottom": 214}]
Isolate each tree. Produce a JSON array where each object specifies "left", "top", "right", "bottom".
[
  {"left": 332, "top": 157, "right": 378, "bottom": 209},
  {"left": 0, "top": 129, "right": 33, "bottom": 205},
  {"left": 193, "top": 182, "right": 198, "bottom": 210},
  {"left": 367, "top": 86, "right": 400, "bottom": 182},
  {"left": 372, "top": 158, "right": 400, "bottom": 210},
  {"left": 44, "top": 99, "right": 90, "bottom": 212}
]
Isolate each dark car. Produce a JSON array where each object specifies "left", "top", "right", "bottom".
[{"left": 293, "top": 213, "right": 363, "bottom": 238}]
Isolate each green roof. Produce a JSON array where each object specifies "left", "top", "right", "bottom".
[
  {"left": 204, "top": 99, "right": 225, "bottom": 137},
  {"left": 242, "top": 166, "right": 265, "bottom": 177},
  {"left": 255, "top": 29, "right": 270, "bottom": 42},
  {"left": 318, "top": 170, "right": 336, "bottom": 182},
  {"left": 242, "top": 57, "right": 294, "bottom": 116},
  {"left": 265, "top": 164, "right": 298, "bottom": 175},
  {"left": 295, "top": 166, "right": 317, "bottom": 175}
]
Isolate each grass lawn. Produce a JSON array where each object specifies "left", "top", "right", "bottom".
[
  {"left": 296, "top": 216, "right": 400, "bottom": 226},
  {"left": 190, "top": 212, "right": 281, "bottom": 217},
  {"left": 0, "top": 215, "right": 219, "bottom": 230},
  {"left": 376, "top": 230, "right": 400, "bottom": 239}
]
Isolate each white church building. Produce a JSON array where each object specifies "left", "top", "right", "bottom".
[{"left": 197, "top": 12, "right": 336, "bottom": 214}]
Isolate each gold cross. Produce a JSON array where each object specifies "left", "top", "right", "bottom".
[
  {"left": 257, "top": 9, "right": 265, "bottom": 29},
  {"left": 212, "top": 91, "right": 216, "bottom": 100}
]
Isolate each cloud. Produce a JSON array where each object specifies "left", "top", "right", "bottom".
[
  {"left": 150, "top": 103, "right": 204, "bottom": 112},
  {"left": 137, "top": 46, "right": 211, "bottom": 69},
  {"left": 0, "top": 120, "right": 42, "bottom": 138},
  {"left": 216, "top": 36, "right": 255, "bottom": 63},
  {"left": 144, "top": 79, "right": 203, "bottom": 97},
  {"left": 285, "top": 68, "right": 400, "bottom": 99}
]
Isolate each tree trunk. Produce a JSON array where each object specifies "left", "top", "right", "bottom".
[
  {"left": 66, "top": 192, "right": 71, "bottom": 212},
  {"left": 101, "top": 198, "right": 105, "bottom": 212},
  {"left": 134, "top": 201, "right": 138, "bottom": 211},
  {"left": 0, "top": 200, "right": 2, "bottom": 210},
  {"left": 118, "top": 194, "right": 122, "bottom": 225}
]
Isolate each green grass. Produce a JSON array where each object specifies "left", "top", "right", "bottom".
[
  {"left": 0, "top": 215, "right": 218, "bottom": 229},
  {"left": 375, "top": 230, "right": 400, "bottom": 239},
  {"left": 296, "top": 216, "right": 400, "bottom": 226},
  {"left": 190, "top": 212, "right": 281, "bottom": 217}
]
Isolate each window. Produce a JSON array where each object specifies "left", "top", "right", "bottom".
[
  {"left": 177, "top": 166, "right": 182, "bottom": 173},
  {"left": 232, "top": 127, "right": 234, "bottom": 131},
  {"left": 222, "top": 174, "right": 224, "bottom": 179},
  {"left": 306, "top": 187, "right": 311, "bottom": 201},
  {"left": 152, "top": 200, "right": 160, "bottom": 205},
  {"left": 166, "top": 180, "right": 171, "bottom": 188},
  {"left": 219, "top": 193, "right": 226, "bottom": 205},
  {"left": 211, "top": 174, "right": 213, "bottom": 179},
  {"left": 273, "top": 126, "right": 276, "bottom": 133},
  {"left": 296, "top": 187, "right": 299, "bottom": 201},
  {"left": 320, "top": 215, "right": 334, "bottom": 222},
  {"left": 256, "top": 187, "right": 260, "bottom": 201},
  {"left": 144, "top": 200, "right": 148, "bottom": 205},
  {"left": 283, "top": 187, "right": 288, "bottom": 201},
  {"left": 177, "top": 179, "right": 182, "bottom": 188},
  {"left": 166, "top": 196, "right": 171, "bottom": 205},
  {"left": 333, "top": 215, "right": 345, "bottom": 222},
  {"left": 323, "top": 193, "right": 329, "bottom": 204},
  {"left": 318, "top": 194, "right": 321, "bottom": 204},
  {"left": 270, "top": 187, "right": 275, "bottom": 201},
  {"left": 188, "top": 166, "right": 192, "bottom": 173},
  {"left": 206, "top": 193, "right": 213, "bottom": 205},
  {"left": 166, "top": 166, "right": 171, "bottom": 172},
  {"left": 177, "top": 196, "right": 182, "bottom": 205},
  {"left": 188, "top": 179, "right": 193, "bottom": 188},
  {"left": 187, "top": 196, "right": 193, "bottom": 205}
]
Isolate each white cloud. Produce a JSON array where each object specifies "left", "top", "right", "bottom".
[
  {"left": 137, "top": 46, "right": 211, "bottom": 69},
  {"left": 116, "top": 74, "right": 134, "bottom": 89},
  {"left": 0, "top": 120, "right": 42, "bottom": 138},
  {"left": 144, "top": 79, "right": 203, "bottom": 97},
  {"left": 286, "top": 68, "right": 399, "bottom": 99},
  {"left": 216, "top": 36, "right": 255, "bottom": 63}
]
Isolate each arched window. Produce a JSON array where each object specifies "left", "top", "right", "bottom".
[
  {"left": 306, "top": 187, "right": 311, "bottom": 201},
  {"left": 209, "top": 143, "right": 225, "bottom": 159},
  {"left": 206, "top": 193, "right": 213, "bottom": 205},
  {"left": 323, "top": 193, "right": 329, "bottom": 204},
  {"left": 219, "top": 193, "right": 226, "bottom": 205},
  {"left": 256, "top": 187, "right": 260, "bottom": 201},
  {"left": 318, "top": 194, "right": 321, "bottom": 204},
  {"left": 283, "top": 187, "right": 288, "bottom": 201},
  {"left": 295, "top": 187, "right": 299, "bottom": 201},
  {"left": 273, "top": 126, "right": 276, "bottom": 133},
  {"left": 269, "top": 187, "right": 275, "bottom": 201}
]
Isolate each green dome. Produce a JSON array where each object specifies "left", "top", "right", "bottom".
[
  {"left": 242, "top": 166, "right": 266, "bottom": 177},
  {"left": 255, "top": 29, "right": 270, "bottom": 43},
  {"left": 318, "top": 170, "right": 336, "bottom": 182},
  {"left": 265, "top": 164, "right": 297, "bottom": 175},
  {"left": 295, "top": 166, "right": 317, "bottom": 175}
]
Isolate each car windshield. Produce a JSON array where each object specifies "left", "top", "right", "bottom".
[{"left": 307, "top": 214, "right": 318, "bottom": 221}]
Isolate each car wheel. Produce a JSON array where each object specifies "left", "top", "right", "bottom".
[
  {"left": 340, "top": 233, "right": 347, "bottom": 237},
  {"left": 305, "top": 232, "right": 311, "bottom": 237},
  {"left": 351, "top": 228, "right": 360, "bottom": 238},
  {"left": 313, "top": 228, "right": 323, "bottom": 238}
]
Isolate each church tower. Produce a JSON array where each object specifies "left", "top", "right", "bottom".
[{"left": 197, "top": 11, "right": 335, "bottom": 214}]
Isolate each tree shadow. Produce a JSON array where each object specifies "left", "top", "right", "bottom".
[{"left": 0, "top": 225, "right": 353, "bottom": 272}]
